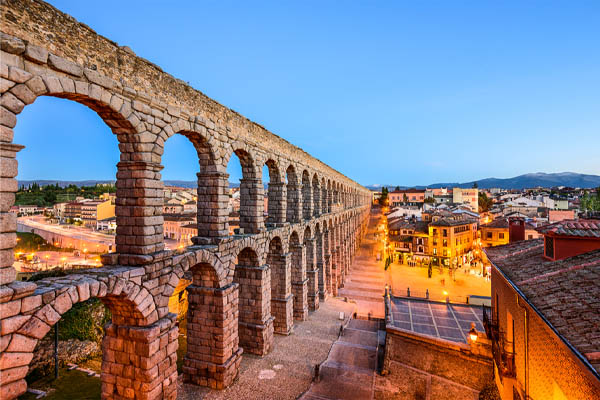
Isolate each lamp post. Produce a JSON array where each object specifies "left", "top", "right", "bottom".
[{"left": 469, "top": 322, "right": 478, "bottom": 343}]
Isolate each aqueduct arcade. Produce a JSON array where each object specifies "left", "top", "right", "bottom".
[{"left": 0, "top": 1, "right": 371, "bottom": 399}]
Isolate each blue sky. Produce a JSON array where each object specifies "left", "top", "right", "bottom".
[{"left": 13, "top": 1, "right": 600, "bottom": 186}]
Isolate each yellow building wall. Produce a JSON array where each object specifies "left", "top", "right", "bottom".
[
  {"left": 482, "top": 227, "right": 509, "bottom": 247},
  {"left": 97, "top": 200, "right": 115, "bottom": 221}
]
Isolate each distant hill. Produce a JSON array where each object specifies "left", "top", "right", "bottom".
[{"left": 367, "top": 172, "right": 600, "bottom": 190}]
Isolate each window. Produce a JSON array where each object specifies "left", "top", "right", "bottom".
[
  {"left": 487, "top": 232, "right": 492, "bottom": 239},
  {"left": 443, "top": 239, "right": 448, "bottom": 247},
  {"left": 433, "top": 229, "right": 437, "bottom": 235},
  {"left": 455, "top": 238, "right": 459, "bottom": 246},
  {"left": 528, "top": 234, "right": 533, "bottom": 240},
  {"left": 443, "top": 229, "right": 447, "bottom": 237},
  {"left": 433, "top": 248, "right": 437, "bottom": 255},
  {"left": 499, "top": 233, "right": 505, "bottom": 239}
]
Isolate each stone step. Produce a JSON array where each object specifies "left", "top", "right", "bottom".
[
  {"left": 328, "top": 342, "right": 377, "bottom": 370},
  {"left": 340, "top": 285, "right": 382, "bottom": 294},
  {"left": 338, "top": 290, "right": 383, "bottom": 302},
  {"left": 347, "top": 318, "right": 380, "bottom": 332},
  {"left": 339, "top": 327, "right": 379, "bottom": 348}
]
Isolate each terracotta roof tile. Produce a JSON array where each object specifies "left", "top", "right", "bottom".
[
  {"left": 536, "top": 219, "right": 600, "bottom": 238},
  {"left": 485, "top": 240, "right": 600, "bottom": 372}
]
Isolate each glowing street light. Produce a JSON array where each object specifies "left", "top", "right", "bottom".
[{"left": 469, "top": 323, "right": 478, "bottom": 343}]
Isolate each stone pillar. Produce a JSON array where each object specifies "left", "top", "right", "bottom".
[
  {"left": 239, "top": 178, "right": 265, "bottom": 234},
  {"left": 266, "top": 182, "right": 286, "bottom": 226},
  {"left": 337, "top": 245, "right": 345, "bottom": 286},
  {"left": 315, "top": 233, "right": 327, "bottom": 301},
  {"left": 0, "top": 143, "right": 23, "bottom": 285},
  {"left": 234, "top": 264, "right": 274, "bottom": 355},
  {"left": 286, "top": 183, "right": 302, "bottom": 223},
  {"left": 331, "top": 249, "right": 339, "bottom": 296},
  {"left": 270, "top": 252, "right": 293, "bottom": 335},
  {"left": 305, "top": 238, "right": 319, "bottom": 311},
  {"left": 195, "top": 172, "right": 230, "bottom": 242},
  {"left": 290, "top": 244, "right": 308, "bottom": 321},
  {"left": 302, "top": 183, "right": 312, "bottom": 221},
  {"left": 115, "top": 160, "right": 164, "bottom": 263},
  {"left": 102, "top": 315, "right": 178, "bottom": 400},
  {"left": 313, "top": 183, "right": 320, "bottom": 217},
  {"left": 183, "top": 282, "right": 242, "bottom": 389}
]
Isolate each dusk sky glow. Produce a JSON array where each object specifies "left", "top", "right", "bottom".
[{"left": 13, "top": 0, "right": 600, "bottom": 186}]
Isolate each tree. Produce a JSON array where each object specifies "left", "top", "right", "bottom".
[
  {"left": 424, "top": 197, "right": 435, "bottom": 204},
  {"left": 472, "top": 182, "right": 479, "bottom": 189},
  {"left": 394, "top": 186, "right": 400, "bottom": 191},
  {"left": 380, "top": 187, "right": 389, "bottom": 206},
  {"left": 478, "top": 192, "right": 493, "bottom": 213}
]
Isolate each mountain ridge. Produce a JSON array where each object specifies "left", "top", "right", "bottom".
[{"left": 366, "top": 172, "right": 600, "bottom": 190}]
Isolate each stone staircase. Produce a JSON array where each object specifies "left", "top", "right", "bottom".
[{"left": 300, "top": 319, "right": 381, "bottom": 400}]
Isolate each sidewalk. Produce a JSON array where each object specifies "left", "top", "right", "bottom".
[{"left": 338, "top": 212, "right": 386, "bottom": 318}]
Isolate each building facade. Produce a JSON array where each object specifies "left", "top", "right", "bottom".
[{"left": 485, "top": 221, "right": 600, "bottom": 400}]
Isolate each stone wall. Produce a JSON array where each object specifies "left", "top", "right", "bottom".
[
  {"left": 379, "top": 326, "right": 493, "bottom": 400},
  {"left": 0, "top": 0, "right": 373, "bottom": 398}
]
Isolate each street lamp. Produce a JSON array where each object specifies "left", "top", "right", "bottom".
[{"left": 469, "top": 323, "right": 478, "bottom": 343}]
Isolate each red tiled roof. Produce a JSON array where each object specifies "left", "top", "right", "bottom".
[
  {"left": 482, "top": 217, "right": 537, "bottom": 230},
  {"left": 485, "top": 240, "right": 600, "bottom": 373},
  {"left": 536, "top": 219, "right": 600, "bottom": 238}
]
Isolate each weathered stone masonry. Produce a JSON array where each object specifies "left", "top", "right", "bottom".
[{"left": 0, "top": 1, "right": 371, "bottom": 399}]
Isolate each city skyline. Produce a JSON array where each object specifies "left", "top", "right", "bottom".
[{"left": 12, "top": 0, "right": 600, "bottom": 186}]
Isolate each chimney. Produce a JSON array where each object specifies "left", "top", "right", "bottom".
[{"left": 509, "top": 218, "right": 525, "bottom": 242}]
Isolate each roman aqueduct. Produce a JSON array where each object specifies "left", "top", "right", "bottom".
[{"left": 0, "top": 1, "right": 371, "bottom": 398}]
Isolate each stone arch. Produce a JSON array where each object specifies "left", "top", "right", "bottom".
[
  {"left": 267, "top": 236, "right": 293, "bottom": 334},
  {"left": 233, "top": 246, "right": 273, "bottom": 355},
  {"left": 181, "top": 259, "right": 242, "bottom": 389},
  {"left": 264, "top": 158, "right": 286, "bottom": 226},
  {"left": 312, "top": 173, "right": 321, "bottom": 217},
  {"left": 227, "top": 144, "right": 264, "bottom": 234},
  {"left": 321, "top": 177, "right": 327, "bottom": 215},
  {"left": 0, "top": 273, "right": 171, "bottom": 399},
  {"left": 1, "top": 69, "right": 165, "bottom": 276},
  {"left": 301, "top": 169, "right": 312, "bottom": 220},
  {"left": 285, "top": 164, "right": 301, "bottom": 223}
]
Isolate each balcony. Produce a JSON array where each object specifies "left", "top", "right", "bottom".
[{"left": 483, "top": 308, "right": 516, "bottom": 379}]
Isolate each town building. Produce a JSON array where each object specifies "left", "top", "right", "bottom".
[
  {"left": 15, "top": 205, "right": 38, "bottom": 215},
  {"left": 97, "top": 216, "right": 117, "bottom": 233},
  {"left": 388, "top": 189, "right": 426, "bottom": 206},
  {"left": 52, "top": 202, "right": 68, "bottom": 221},
  {"left": 480, "top": 218, "right": 541, "bottom": 247},
  {"left": 484, "top": 220, "right": 600, "bottom": 400},
  {"left": 452, "top": 188, "right": 479, "bottom": 211},
  {"left": 81, "top": 199, "right": 116, "bottom": 228},
  {"left": 548, "top": 209, "right": 576, "bottom": 223},
  {"left": 163, "top": 213, "right": 197, "bottom": 244},
  {"left": 64, "top": 201, "right": 82, "bottom": 220},
  {"left": 428, "top": 215, "right": 478, "bottom": 267}
]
